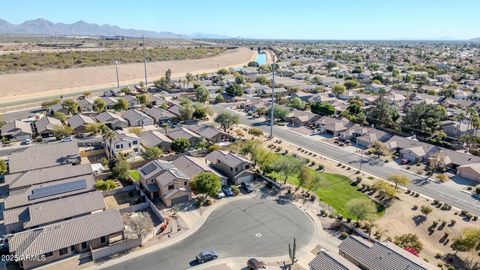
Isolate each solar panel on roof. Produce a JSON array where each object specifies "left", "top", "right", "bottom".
[
  {"left": 28, "top": 179, "right": 87, "bottom": 201},
  {"left": 140, "top": 163, "right": 158, "bottom": 175}
]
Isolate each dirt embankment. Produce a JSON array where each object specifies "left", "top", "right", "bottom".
[{"left": 0, "top": 47, "right": 256, "bottom": 105}]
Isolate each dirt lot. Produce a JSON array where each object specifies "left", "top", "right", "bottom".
[{"left": 0, "top": 47, "right": 255, "bottom": 105}]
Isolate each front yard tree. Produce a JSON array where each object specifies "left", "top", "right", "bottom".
[
  {"left": 53, "top": 111, "right": 67, "bottom": 123},
  {"left": 289, "top": 97, "right": 306, "bottom": 110},
  {"left": 171, "top": 138, "right": 191, "bottom": 153},
  {"left": 112, "top": 155, "right": 130, "bottom": 181},
  {"left": 93, "top": 98, "right": 107, "bottom": 112},
  {"left": 115, "top": 98, "right": 129, "bottom": 111},
  {"left": 346, "top": 198, "right": 377, "bottom": 223},
  {"left": 191, "top": 172, "right": 221, "bottom": 198},
  {"left": 142, "top": 146, "right": 163, "bottom": 160},
  {"left": 388, "top": 175, "right": 411, "bottom": 189},
  {"left": 268, "top": 104, "right": 290, "bottom": 121},
  {"left": 136, "top": 94, "right": 149, "bottom": 106},
  {"left": 53, "top": 124, "right": 73, "bottom": 139},
  {"left": 373, "top": 180, "right": 396, "bottom": 199},
  {"left": 125, "top": 212, "right": 154, "bottom": 240},
  {"left": 214, "top": 111, "right": 240, "bottom": 132},
  {"left": 225, "top": 84, "right": 243, "bottom": 97},
  {"left": 311, "top": 101, "right": 336, "bottom": 116},
  {"left": 370, "top": 140, "right": 390, "bottom": 157},
  {"left": 0, "top": 160, "right": 7, "bottom": 175},
  {"left": 195, "top": 86, "right": 210, "bottom": 103},
  {"left": 63, "top": 99, "right": 79, "bottom": 115}
]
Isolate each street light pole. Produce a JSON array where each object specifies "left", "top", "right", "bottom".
[
  {"left": 142, "top": 36, "right": 148, "bottom": 88},
  {"left": 269, "top": 53, "right": 276, "bottom": 138},
  {"left": 114, "top": 61, "right": 120, "bottom": 89}
]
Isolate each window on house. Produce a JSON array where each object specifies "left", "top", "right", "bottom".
[
  {"left": 230, "top": 167, "right": 233, "bottom": 171},
  {"left": 129, "top": 143, "right": 131, "bottom": 147},
  {"left": 81, "top": 242, "right": 87, "bottom": 249},
  {"left": 59, "top": 248, "right": 68, "bottom": 256},
  {"left": 235, "top": 168, "right": 238, "bottom": 172},
  {"left": 115, "top": 145, "right": 120, "bottom": 149},
  {"left": 168, "top": 184, "right": 174, "bottom": 190},
  {"left": 245, "top": 165, "right": 250, "bottom": 169},
  {"left": 100, "top": 236, "right": 106, "bottom": 243},
  {"left": 45, "top": 252, "right": 53, "bottom": 257},
  {"left": 184, "top": 181, "right": 188, "bottom": 186},
  {"left": 133, "top": 141, "right": 138, "bottom": 145}
]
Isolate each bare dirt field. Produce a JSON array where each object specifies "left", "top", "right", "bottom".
[{"left": 0, "top": 47, "right": 255, "bottom": 105}]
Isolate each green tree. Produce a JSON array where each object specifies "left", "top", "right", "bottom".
[
  {"left": 196, "top": 137, "right": 209, "bottom": 150},
  {"left": 192, "top": 103, "right": 208, "bottom": 119},
  {"left": 255, "top": 76, "right": 269, "bottom": 85},
  {"left": 226, "top": 84, "right": 243, "bottom": 97},
  {"left": 191, "top": 172, "right": 221, "bottom": 198},
  {"left": 214, "top": 111, "right": 240, "bottom": 132},
  {"left": 165, "top": 69, "right": 172, "bottom": 84},
  {"left": 195, "top": 86, "right": 210, "bottom": 103},
  {"left": 185, "top": 72, "right": 194, "bottom": 88},
  {"left": 420, "top": 205, "right": 432, "bottom": 219},
  {"left": 387, "top": 175, "right": 410, "bottom": 189},
  {"left": 85, "top": 122, "right": 102, "bottom": 134},
  {"left": 368, "top": 98, "right": 399, "bottom": 127},
  {"left": 136, "top": 94, "right": 149, "bottom": 106},
  {"left": 344, "top": 80, "right": 359, "bottom": 90},
  {"left": 53, "top": 124, "right": 73, "bottom": 139},
  {"left": 370, "top": 140, "right": 391, "bottom": 158},
  {"left": 112, "top": 156, "right": 130, "bottom": 180},
  {"left": 394, "top": 233, "right": 423, "bottom": 252},
  {"left": 53, "top": 111, "right": 67, "bottom": 123},
  {"left": 215, "top": 95, "right": 225, "bottom": 104},
  {"left": 311, "top": 101, "right": 335, "bottom": 116},
  {"left": 115, "top": 98, "right": 129, "bottom": 111},
  {"left": 402, "top": 102, "right": 446, "bottom": 135},
  {"left": 346, "top": 198, "right": 377, "bottom": 222},
  {"left": 235, "top": 75, "right": 245, "bottom": 85},
  {"left": 289, "top": 97, "right": 306, "bottom": 110},
  {"left": 63, "top": 99, "right": 79, "bottom": 115},
  {"left": 267, "top": 105, "right": 290, "bottom": 121},
  {"left": 96, "top": 180, "right": 117, "bottom": 191},
  {"left": 93, "top": 98, "right": 107, "bottom": 112},
  {"left": 0, "top": 159, "right": 7, "bottom": 175},
  {"left": 171, "top": 138, "right": 191, "bottom": 153},
  {"left": 179, "top": 102, "right": 194, "bottom": 121},
  {"left": 373, "top": 180, "right": 397, "bottom": 199},
  {"left": 142, "top": 146, "right": 163, "bottom": 160},
  {"left": 271, "top": 156, "right": 305, "bottom": 184}
]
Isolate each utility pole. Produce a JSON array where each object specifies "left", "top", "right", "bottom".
[
  {"left": 269, "top": 53, "right": 276, "bottom": 138},
  {"left": 142, "top": 36, "right": 148, "bottom": 89},
  {"left": 114, "top": 61, "right": 120, "bottom": 89}
]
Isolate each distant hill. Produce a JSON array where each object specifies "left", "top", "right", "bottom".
[
  {"left": 0, "top": 18, "right": 190, "bottom": 39},
  {"left": 471, "top": 37, "right": 480, "bottom": 41}
]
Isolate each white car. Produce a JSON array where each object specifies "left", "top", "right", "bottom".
[
  {"left": 22, "top": 139, "right": 32, "bottom": 145},
  {"left": 61, "top": 136, "right": 74, "bottom": 142},
  {"left": 216, "top": 189, "right": 226, "bottom": 199}
]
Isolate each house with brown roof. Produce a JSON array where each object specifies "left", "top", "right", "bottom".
[
  {"left": 166, "top": 127, "right": 201, "bottom": 146},
  {"left": 205, "top": 150, "right": 254, "bottom": 185},
  {"left": 456, "top": 163, "right": 480, "bottom": 183},
  {"left": 138, "top": 159, "right": 191, "bottom": 207},
  {"left": 315, "top": 117, "right": 352, "bottom": 136},
  {"left": 144, "top": 106, "right": 177, "bottom": 124},
  {"left": 287, "top": 110, "right": 320, "bottom": 127}
]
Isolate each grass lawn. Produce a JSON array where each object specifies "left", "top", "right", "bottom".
[
  {"left": 268, "top": 171, "right": 385, "bottom": 219},
  {"left": 128, "top": 170, "right": 141, "bottom": 182}
]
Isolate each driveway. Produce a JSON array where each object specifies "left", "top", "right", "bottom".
[{"left": 104, "top": 199, "right": 315, "bottom": 270}]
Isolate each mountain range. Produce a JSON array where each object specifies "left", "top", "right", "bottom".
[{"left": 0, "top": 18, "right": 232, "bottom": 39}]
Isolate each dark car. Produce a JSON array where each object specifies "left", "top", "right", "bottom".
[
  {"left": 196, "top": 251, "right": 218, "bottom": 264},
  {"left": 222, "top": 186, "right": 234, "bottom": 197},
  {"left": 241, "top": 182, "right": 254, "bottom": 193},
  {"left": 247, "top": 258, "right": 266, "bottom": 269}
]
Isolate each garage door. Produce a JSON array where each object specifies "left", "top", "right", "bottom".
[
  {"left": 171, "top": 195, "right": 189, "bottom": 205},
  {"left": 236, "top": 175, "right": 253, "bottom": 185}
]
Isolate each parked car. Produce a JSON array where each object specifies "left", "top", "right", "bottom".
[
  {"left": 222, "top": 186, "right": 234, "bottom": 197},
  {"left": 21, "top": 139, "right": 32, "bottom": 145},
  {"left": 400, "top": 159, "right": 409, "bottom": 165},
  {"left": 247, "top": 258, "right": 266, "bottom": 269},
  {"left": 216, "top": 189, "right": 226, "bottom": 199},
  {"left": 196, "top": 251, "right": 218, "bottom": 264},
  {"left": 241, "top": 182, "right": 254, "bottom": 193}
]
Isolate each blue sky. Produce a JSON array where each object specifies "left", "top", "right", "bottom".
[{"left": 2, "top": 0, "right": 479, "bottom": 40}]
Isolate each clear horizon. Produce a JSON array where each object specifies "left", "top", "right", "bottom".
[{"left": 2, "top": 0, "right": 480, "bottom": 40}]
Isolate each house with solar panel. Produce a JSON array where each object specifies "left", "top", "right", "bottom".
[{"left": 137, "top": 159, "right": 191, "bottom": 206}]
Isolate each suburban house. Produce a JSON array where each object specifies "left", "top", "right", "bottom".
[
  {"left": 3, "top": 191, "right": 105, "bottom": 234},
  {"left": 138, "top": 159, "right": 191, "bottom": 206},
  {"left": 7, "top": 141, "right": 81, "bottom": 174},
  {"left": 105, "top": 130, "right": 140, "bottom": 159},
  {"left": 98, "top": 96, "right": 118, "bottom": 109},
  {"left": 67, "top": 114, "right": 96, "bottom": 135},
  {"left": 48, "top": 103, "right": 70, "bottom": 116},
  {"left": 122, "top": 109, "right": 155, "bottom": 127},
  {"left": 205, "top": 150, "right": 254, "bottom": 185},
  {"left": 77, "top": 98, "right": 95, "bottom": 112},
  {"left": 456, "top": 163, "right": 480, "bottom": 183},
  {"left": 8, "top": 209, "right": 125, "bottom": 269},
  {"left": 34, "top": 116, "right": 63, "bottom": 138},
  {"left": 94, "top": 112, "right": 128, "bottom": 130},
  {"left": 287, "top": 110, "right": 321, "bottom": 127},
  {"left": 185, "top": 124, "right": 230, "bottom": 143},
  {"left": 441, "top": 98, "right": 476, "bottom": 109},
  {"left": 123, "top": 95, "right": 140, "bottom": 108},
  {"left": 144, "top": 107, "right": 177, "bottom": 124},
  {"left": 355, "top": 129, "right": 391, "bottom": 148},
  {"left": 338, "top": 236, "right": 436, "bottom": 270},
  {"left": 315, "top": 117, "right": 352, "bottom": 136},
  {"left": 309, "top": 250, "right": 360, "bottom": 270},
  {"left": 166, "top": 127, "right": 201, "bottom": 146},
  {"left": 0, "top": 120, "right": 33, "bottom": 141},
  {"left": 441, "top": 120, "right": 473, "bottom": 140},
  {"left": 171, "top": 155, "right": 228, "bottom": 186},
  {"left": 139, "top": 130, "right": 172, "bottom": 151}
]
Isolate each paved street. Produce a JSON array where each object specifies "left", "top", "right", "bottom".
[
  {"left": 105, "top": 199, "right": 315, "bottom": 270},
  {"left": 212, "top": 105, "right": 480, "bottom": 216}
]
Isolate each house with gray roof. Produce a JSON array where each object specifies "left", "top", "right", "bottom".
[
  {"left": 139, "top": 130, "right": 172, "bottom": 151},
  {"left": 9, "top": 209, "right": 124, "bottom": 269},
  {"left": 122, "top": 109, "right": 154, "bottom": 127},
  {"left": 4, "top": 163, "right": 92, "bottom": 191},
  {"left": 94, "top": 112, "right": 128, "bottom": 130},
  {"left": 138, "top": 159, "right": 191, "bottom": 207},
  {"left": 171, "top": 155, "right": 228, "bottom": 186},
  {"left": 315, "top": 117, "right": 352, "bottom": 136},
  {"left": 0, "top": 120, "right": 33, "bottom": 141},
  {"left": 185, "top": 124, "right": 230, "bottom": 143},
  {"left": 205, "top": 150, "right": 254, "bottom": 185},
  {"left": 34, "top": 116, "right": 63, "bottom": 138},
  {"left": 123, "top": 95, "right": 140, "bottom": 108},
  {"left": 287, "top": 110, "right": 320, "bottom": 127},
  {"left": 144, "top": 106, "right": 177, "bottom": 124},
  {"left": 77, "top": 97, "right": 95, "bottom": 112},
  {"left": 67, "top": 114, "right": 96, "bottom": 135},
  {"left": 309, "top": 250, "right": 360, "bottom": 270},
  {"left": 4, "top": 191, "right": 105, "bottom": 234},
  {"left": 8, "top": 141, "right": 81, "bottom": 174},
  {"left": 166, "top": 127, "right": 201, "bottom": 146},
  {"left": 339, "top": 236, "right": 436, "bottom": 270},
  {"left": 105, "top": 130, "right": 140, "bottom": 159}
]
